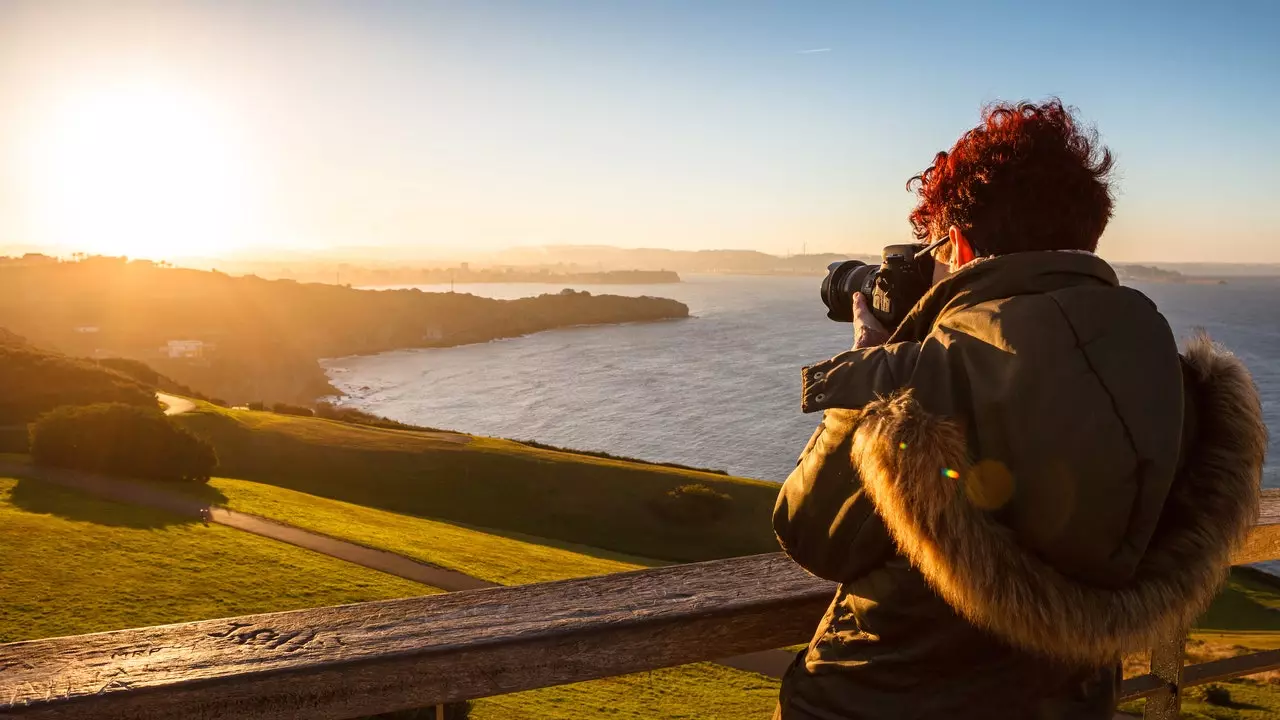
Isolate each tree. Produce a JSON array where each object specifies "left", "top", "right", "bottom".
[
  {"left": 30, "top": 403, "right": 217, "bottom": 483},
  {"left": 649, "top": 483, "right": 733, "bottom": 525}
]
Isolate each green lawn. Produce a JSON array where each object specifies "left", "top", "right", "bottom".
[
  {"left": 174, "top": 403, "right": 782, "bottom": 563},
  {"left": 0, "top": 476, "right": 435, "bottom": 643},
  {"left": 1121, "top": 681, "right": 1280, "bottom": 720},
  {"left": 206, "top": 476, "right": 654, "bottom": 585},
  {"left": 472, "top": 663, "right": 779, "bottom": 720}
]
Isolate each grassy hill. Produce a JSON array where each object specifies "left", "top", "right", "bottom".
[
  {"left": 173, "top": 403, "right": 781, "bottom": 563},
  {"left": 206, "top": 476, "right": 654, "bottom": 584},
  {"left": 0, "top": 331, "right": 157, "bottom": 428},
  {"left": 0, "top": 476, "right": 433, "bottom": 643}
]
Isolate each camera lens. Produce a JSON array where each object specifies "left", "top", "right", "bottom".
[{"left": 820, "top": 260, "right": 877, "bottom": 322}]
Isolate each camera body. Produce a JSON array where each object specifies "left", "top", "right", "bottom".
[{"left": 820, "top": 243, "right": 936, "bottom": 329}]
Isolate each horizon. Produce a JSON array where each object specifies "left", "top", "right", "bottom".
[{"left": 2, "top": 1, "right": 1278, "bottom": 263}]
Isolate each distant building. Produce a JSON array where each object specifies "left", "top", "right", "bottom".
[{"left": 164, "top": 340, "right": 205, "bottom": 359}]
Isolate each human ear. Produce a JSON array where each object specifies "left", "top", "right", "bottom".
[{"left": 948, "top": 226, "right": 975, "bottom": 272}]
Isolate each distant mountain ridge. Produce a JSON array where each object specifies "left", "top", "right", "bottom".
[{"left": 492, "top": 246, "right": 878, "bottom": 275}]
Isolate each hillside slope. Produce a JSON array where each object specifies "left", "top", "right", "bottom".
[
  {"left": 0, "top": 331, "right": 157, "bottom": 425},
  {"left": 174, "top": 403, "right": 780, "bottom": 562}
]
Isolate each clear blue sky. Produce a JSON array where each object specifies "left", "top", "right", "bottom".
[{"left": 1, "top": 0, "right": 1277, "bottom": 261}]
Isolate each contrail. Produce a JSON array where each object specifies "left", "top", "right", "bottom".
[{"left": 797, "top": 48, "right": 832, "bottom": 54}]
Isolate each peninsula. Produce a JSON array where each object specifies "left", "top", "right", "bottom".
[{"left": 0, "top": 255, "right": 689, "bottom": 404}]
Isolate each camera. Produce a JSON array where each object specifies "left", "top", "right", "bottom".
[{"left": 820, "top": 243, "right": 936, "bottom": 329}]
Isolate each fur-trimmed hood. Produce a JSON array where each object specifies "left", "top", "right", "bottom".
[{"left": 851, "top": 335, "right": 1267, "bottom": 665}]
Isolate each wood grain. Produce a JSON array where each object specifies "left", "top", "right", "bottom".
[
  {"left": 0, "top": 553, "right": 832, "bottom": 719},
  {"left": 1121, "top": 649, "right": 1280, "bottom": 702},
  {"left": 2, "top": 492, "right": 1276, "bottom": 719}
]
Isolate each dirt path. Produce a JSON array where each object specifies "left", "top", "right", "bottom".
[
  {"left": 0, "top": 457, "right": 795, "bottom": 677},
  {"left": 157, "top": 393, "right": 197, "bottom": 416},
  {"left": 0, "top": 459, "right": 493, "bottom": 591},
  {"left": 208, "top": 507, "right": 495, "bottom": 591}
]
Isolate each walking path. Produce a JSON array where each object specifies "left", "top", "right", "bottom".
[
  {"left": 157, "top": 392, "right": 197, "bottom": 416},
  {"left": 0, "top": 458, "right": 492, "bottom": 591},
  {"left": 0, "top": 458, "right": 794, "bottom": 677}
]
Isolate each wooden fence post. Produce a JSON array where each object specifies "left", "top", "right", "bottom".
[{"left": 1143, "top": 631, "right": 1187, "bottom": 720}]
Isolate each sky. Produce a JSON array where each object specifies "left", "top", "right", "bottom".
[{"left": 0, "top": 0, "right": 1277, "bottom": 263}]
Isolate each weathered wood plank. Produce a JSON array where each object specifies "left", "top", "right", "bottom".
[
  {"left": 0, "top": 553, "right": 833, "bottom": 720},
  {"left": 1234, "top": 489, "right": 1280, "bottom": 565},
  {"left": 1120, "top": 649, "right": 1280, "bottom": 702},
  {"left": 1141, "top": 632, "right": 1186, "bottom": 720}
]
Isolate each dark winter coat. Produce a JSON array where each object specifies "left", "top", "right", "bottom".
[{"left": 774, "top": 251, "right": 1267, "bottom": 719}]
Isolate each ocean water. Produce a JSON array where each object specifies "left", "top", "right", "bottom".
[{"left": 324, "top": 275, "right": 1280, "bottom": 488}]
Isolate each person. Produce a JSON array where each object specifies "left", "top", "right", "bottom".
[{"left": 772, "top": 99, "right": 1268, "bottom": 719}]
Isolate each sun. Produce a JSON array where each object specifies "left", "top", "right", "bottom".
[{"left": 24, "top": 83, "right": 259, "bottom": 260}]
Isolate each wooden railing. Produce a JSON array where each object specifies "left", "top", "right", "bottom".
[{"left": 2, "top": 490, "right": 1279, "bottom": 720}]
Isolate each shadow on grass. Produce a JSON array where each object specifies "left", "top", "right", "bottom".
[{"left": 8, "top": 476, "right": 228, "bottom": 530}]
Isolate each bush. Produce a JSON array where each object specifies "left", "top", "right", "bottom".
[
  {"left": 649, "top": 483, "right": 733, "bottom": 525},
  {"left": 247, "top": 401, "right": 265, "bottom": 411},
  {"left": 30, "top": 403, "right": 218, "bottom": 483},
  {"left": 271, "top": 402, "right": 314, "bottom": 417},
  {"left": 1203, "top": 684, "right": 1233, "bottom": 706}
]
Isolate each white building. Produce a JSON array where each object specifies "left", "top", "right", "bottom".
[{"left": 164, "top": 340, "right": 205, "bottom": 359}]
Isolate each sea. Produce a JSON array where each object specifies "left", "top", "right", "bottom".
[{"left": 323, "top": 275, "right": 1280, "bottom": 489}]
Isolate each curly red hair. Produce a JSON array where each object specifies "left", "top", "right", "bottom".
[{"left": 908, "top": 99, "right": 1115, "bottom": 256}]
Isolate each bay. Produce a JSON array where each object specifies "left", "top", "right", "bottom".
[{"left": 324, "top": 275, "right": 1280, "bottom": 488}]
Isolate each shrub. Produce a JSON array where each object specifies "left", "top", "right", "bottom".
[
  {"left": 271, "top": 402, "right": 314, "bottom": 417},
  {"left": 649, "top": 483, "right": 733, "bottom": 525},
  {"left": 247, "top": 401, "right": 265, "bottom": 411},
  {"left": 1202, "top": 684, "right": 1233, "bottom": 707},
  {"left": 30, "top": 403, "right": 218, "bottom": 483}
]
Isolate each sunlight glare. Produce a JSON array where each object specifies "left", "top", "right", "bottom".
[{"left": 25, "top": 83, "right": 259, "bottom": 260}]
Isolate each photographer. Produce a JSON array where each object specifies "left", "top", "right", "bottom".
[{"left": 773, "top": 100, "right": 1268, "bottom": 719}]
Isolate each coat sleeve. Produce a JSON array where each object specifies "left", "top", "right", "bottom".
[
  {"left": 776, "top": 334, "right": 960, "bottom": 583},
  {"left": 772, "top": 407, "right": 895, "bottom": 583}
]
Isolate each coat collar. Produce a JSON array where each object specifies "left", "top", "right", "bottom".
[
  {"left": 800, "top": 251, "right": 1121, "bottom": 414},
  {"left": 890, "top": 251, "right": 1119, "bottom": 343}
]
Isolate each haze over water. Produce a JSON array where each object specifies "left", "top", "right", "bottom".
[{"left": 325, "top": 275, "right": 1280, "bottom": 488}]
